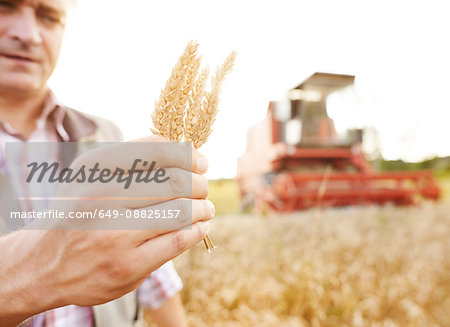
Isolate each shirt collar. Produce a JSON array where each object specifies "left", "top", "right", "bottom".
[
  {"left": 44, "top": 91, "right": 70, "bottom": 141},
  {"left": 0, "top": 90, "right": 70, "bottom": 142}
]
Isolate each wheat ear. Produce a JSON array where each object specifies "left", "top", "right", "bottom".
[
  {"left": 170, "top": 51, "right": 201, "bottom": 141},
  {"left": 152, "top": 41, "right": 200, "bottom": 140},
  {"left": 192, "top": 51, "right": 236, "bottom": 148},
  {"left": 185, "top": 67, "right": 210, "bottom": 143},
  {"left": 152, "top": 42, "right": 236, "bottom": 253}
]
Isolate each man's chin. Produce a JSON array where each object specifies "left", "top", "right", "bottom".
[{"left": 0, "top": 76, "right": 46, "bottom": 97}]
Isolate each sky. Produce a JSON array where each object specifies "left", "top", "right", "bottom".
[{"left": 49, "top": 0, "right": 450, "bottom": 179}]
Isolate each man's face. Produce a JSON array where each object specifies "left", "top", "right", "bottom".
[{"left": 0, "top": 0, "right": 69, "bottom": 96}]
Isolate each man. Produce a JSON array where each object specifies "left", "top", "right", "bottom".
[{"left": 0, "top": 0, "right": 213, "bottom": 326}]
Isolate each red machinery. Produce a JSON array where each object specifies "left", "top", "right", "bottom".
[{"left": 237, "top": 73, "right": 440, "bottom": 212}]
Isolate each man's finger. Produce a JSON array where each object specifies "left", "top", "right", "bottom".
[
  {"left": 98, "top": 169, "right": 208, "bottom": 209},
  {"left": 132, "top": 220, "right": 210, "bottom": 272},
  {"left": 129, "top": 198, "right": 215, "bottom": 245},
  {"left": 73, "top": 137, "right": 208, "bottom": 175}
]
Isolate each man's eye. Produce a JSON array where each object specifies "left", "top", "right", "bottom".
[
  {"left": 39, "top": 14, "right": 60, "bottom": 24},
  {"left": 36, "top": 10, "right": 65, "bottom": 26}
]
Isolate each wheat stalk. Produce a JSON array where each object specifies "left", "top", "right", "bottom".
[{"left": 151, "top": 41, "right": 236, "bottom": 252}]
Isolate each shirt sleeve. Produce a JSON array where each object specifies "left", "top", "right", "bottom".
[{"left": 136, "top": 261, "right": 183, "bottom": 309}]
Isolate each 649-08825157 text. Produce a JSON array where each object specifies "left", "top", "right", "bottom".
[{"left": 9, "top": 209, "right": 182, "bottom": 220}]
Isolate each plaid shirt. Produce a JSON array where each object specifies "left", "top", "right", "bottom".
[{"left": 0, "top": 92, "right": 183, "bottom": 327}]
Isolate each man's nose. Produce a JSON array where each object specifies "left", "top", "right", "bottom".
[{"left": 7, "top": 8, "right": 43, "bottom": 46}]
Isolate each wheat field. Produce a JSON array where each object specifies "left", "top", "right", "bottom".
[{"left": 172, "top": 202, "right": 450, "bottom": 327}]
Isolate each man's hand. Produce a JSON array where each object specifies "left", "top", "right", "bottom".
[{"left": 0, "top": 136, "right": 214, "bottom": 326}]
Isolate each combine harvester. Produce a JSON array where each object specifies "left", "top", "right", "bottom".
[{"left": 237, "top": 73, "right": 440, "bottom": 212}]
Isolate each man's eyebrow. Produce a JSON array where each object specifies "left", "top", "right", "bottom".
[
  {"left": 37, "top": 2, "right": 66, "bottom": 17},
  {"left": 11, "top": 0, "right": 68, "bottom": 17}
]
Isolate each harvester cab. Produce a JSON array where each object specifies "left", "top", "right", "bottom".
[{"left": 277, "top": 72, "right": 358, "bottom": 147}]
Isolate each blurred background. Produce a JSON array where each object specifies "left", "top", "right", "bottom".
[{"left": 52, "top": 0, "right": 450, "bottom": 325}]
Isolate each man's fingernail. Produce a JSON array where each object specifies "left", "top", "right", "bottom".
[
  {"left": 197, "top": 157, "right": 208, "bottom": 173},
  {"left": 206, "top": 200, "right": 215, "bottom": 216}
]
